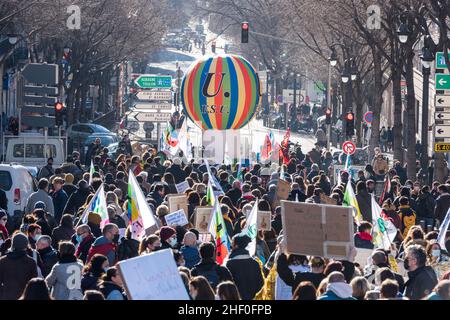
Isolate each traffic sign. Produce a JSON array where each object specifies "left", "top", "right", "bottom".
[
  {"left": 135, "top": 75, "right": 172, "bottom": 89},
  {"left": 363, "top": 111, "right": 373, "bottom": 124},
  {"left": 436, "top": 74, "right": 450, "bottom": 90},
  {"left": 435, "top": 143, "right": 450, "bottom": 152},
  {"left": 435, "top": 125, "right": 450, "bottom": 137},
  {"left": 136, "top": 90, "right": 172, "bottom": 101},
  {"left": 134, "top": 111, "right": 172, "bottom": 122},
  {"left": 133, "top": 103, "right": 172, "bottom": 110},
  {"left": 436, "top": 52, "right": 450, "bottom": 70},
  {"left": 436, "top": 95, "right": 450, "bottom": 107},
  {"left": 143, "top": 122, "right": 155, "bottom": 131},
  {"left": 342, "top": 140, "right": 356, "bottom": 155},
  {"left": 435, "top": 112, "right": 450, "bottom": 121},
  {"left": 22, "top": 63, "right": 59, "bottom": 85}
]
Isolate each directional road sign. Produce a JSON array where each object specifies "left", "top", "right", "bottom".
[
  {"left": 435, "top": 143, "right": 450, "bottom": 152},
  {"left": 132, "top": 103, "right": 172, "bottom": 110},
  {"left": 135, "top": 75, "right": 172, "bottom": 89},
  {"left": 436, "top": 52, "right": 450, "bottom": 70},
  {"left": 436, "top": 74, "right": 450, "bottom": 90},
  {"left": 136, "top": 90, "right": 172, "bottom": 101},
  {"left": 435, "top": 112, "right": 450, "bottom": 121},
  {"left": 134, "top": 111, "right": 172, "bottom": 122},
  {"left": 435, "top": 125, "right": 450, "bottom": 137},
  {"left": 342, "top": 140, "right": 356, "bottom": 155},
  {"left": 436, "top": 95, "right": 450, "bottom": 107}
]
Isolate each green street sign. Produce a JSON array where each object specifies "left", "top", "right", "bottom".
[
  {"left": 135, "top": 75, "right": 172, "bottom": 88},
  {"left": 436, "top": 52, "right": 450, "bottom": 69},
  {"left": 436, "top": 74, "right": 450, "bottom": 90}
]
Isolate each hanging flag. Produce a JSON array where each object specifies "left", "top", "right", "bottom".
[
  {"left": 379, "top": 175, "right": 391, "bottom": 205},
  {"left": 88, "top": 160, "right": 95, "bottom": 185},
  {"left": 344, "top": 153, "right": 351, "bottom": 171},
  {"left": 279, "top": 128, "right": 290, "bottom": 164},
  {"left": 261, "top": 134, "right": 273, "bottom": 160},
  {"left": 208, "top": 187, "right": 231, "bottom": 265},
  {"left": 177, "top": 120, "right": 191, "bottom": 160},
  {"left": 241, "top": 199, "right": 259, "bottom": 257},
  {"left": 371, "top": 194, "right": 397, "bottom": 250},
  {"left": 343, "top": 180, "right": 363, "bottom": 224},
  {"left": 204, "top": 159, "right": 224, "bottom": 195},
  {"left": 78, "top": 185, "right": 108, "bottom": 228},
  {"left": 128, "top": 170, "right": 159, "bottom": 240},
  {"left": 437, "top": 207, "right": 450, "bottom": 250},
  {"left": 161, "top": 122, "right": 179, "bottom": 156}
]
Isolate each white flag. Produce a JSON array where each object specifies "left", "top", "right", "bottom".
[
  {"left": 437, "top": 207, "right": 450, "bottom": 250},
  {"left": 371, "top": 194, "right": 397, "bottom": 250},
  {"left": 241, "top": 199, "right": 258, "bottom": 256}
]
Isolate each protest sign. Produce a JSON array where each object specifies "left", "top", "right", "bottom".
[
  {"left": 274, "top": 179, "right": 291, "bottom": 207},
  {"left": 257, "top": 211, "right": 272, "bottom": 231},
  {"left": 281, "top": 200, "right": 353, "bottom": 259},
  {"left": 168, "top": 194, "right": 188, "bottom": 218},
  {"left": 194, "top": 206, "right": 213, "bottom": 233},
  {"left": 117, "top": 249, "right": 190, "bottom": 300},
  {"left": 165, "top": 209, "right": 189, "bottom": 227},
  {"left": 320, "top": 193, "right": 337, "bottom": 205},
  {"left": 175, "top": 181, "right": 190, "bottom": 194},
  {"left": 354, "top": 248, "right": 373, "bottom": 268},
  {"left": 332, "top": 165, "right": 365, "bottom": 185}
]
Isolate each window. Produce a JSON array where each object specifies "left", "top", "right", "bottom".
[
  {"left": 13, "top": 144, "right": 57, "bottom": 159},
  {"left": 0, "top": 171, "right": 12, "bottom": 191}
]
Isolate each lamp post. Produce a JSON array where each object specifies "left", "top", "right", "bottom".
[
  {"left": 419, "top": 35, "right": 435, "bottom": 184},
  {"left": 327, "top": 48, "right": 337, "bottom": 150}
]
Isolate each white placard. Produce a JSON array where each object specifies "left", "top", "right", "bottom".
[
  {"left": 164, "top": 209, "right": 189, "bottom": 227},
  {"left": 135, "top": 111, "right": 172, "bottom": 122},
  {"left": 175, "top": 181, "right": 190, "bottom": 194},
  {"left": 117, "top": 249, "right": 190, "bottom": 300}
]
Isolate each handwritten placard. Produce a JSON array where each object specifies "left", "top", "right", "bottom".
[
  {"left": 117, "top": 249, "right": 190, "bottom": 300},
  {"left": 165, "top": 209, "right": 189, "bottom": 227},
  {"left": 175, "top": 181, "right": 190, "bottom": 194}
]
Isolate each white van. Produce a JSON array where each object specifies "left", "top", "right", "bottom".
[
  {"left": 0, "top": 164, "right": 37, "bottom": 216},
  {"left": 4, "top": 134, "right": 66, "bottom": 168}
]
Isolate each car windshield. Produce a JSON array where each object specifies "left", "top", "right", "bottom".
[
  {"left": 13, "top": 144, "right": 57, "bottom": 159},
  {"left": 92, "top": 125, "right": 111, "bottom": 133}
]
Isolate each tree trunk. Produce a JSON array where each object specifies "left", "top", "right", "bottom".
[
  {"left": 392, "top": 64, "right": 403, "bottom": 163},
  {"left": 74, "top": 87, "right": 81, "bottom": 123},
  {"left": 369, "top": 47, "right": 383, "bottom": 161},
  {"left": 354, "top": 80, "right": 363, "bottom": 147},
  {"left": 404, "top": 54, "right": 416, "bottom": 181}
]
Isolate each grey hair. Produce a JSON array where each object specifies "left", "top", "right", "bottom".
[
  {"left": 36, "top": 235, "right": 52, "bottom": 246},
  {"left": 76, "top": 224, "right": 91, "bottom": 234},
  {"left": 405, "top": 244, "right": 427, "bottom": 267}
]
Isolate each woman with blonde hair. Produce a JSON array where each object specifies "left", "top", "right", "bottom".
[{"left": 350, "top": 276, "right": 371, "bottom": 300}]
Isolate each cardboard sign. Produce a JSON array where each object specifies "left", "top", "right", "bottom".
[
  {"left": 257, "top": 211, "right": 272, "bottom": 231},
  {"left": 332, "top": 165, "right": 365, "bottom": 185},
  {"left": 274, "top": 179, "right": 291, "bottom": 207},
  {"left": 354, "top": 248, "right": 373, "bottom": 268},
  {"left": 117, "top": 249, "right": 190, "bottom": 300},
  {"left": 175, "top": 181, "right": 190, "bottom": 194},
  {"left": 281, "top": 201, "right": 353, "bottom": 259},
  {"left": 194, "top": 206, "right": 213, "bottom": 233},
  {"left": 168, "top": 194, "right": 188, "bottom": 218},
  {"left": 320, "top": 193, "right": 337, "bottom": 205},
  {"left": 164, "top": 209, "right": 189, "bottom": 227}
]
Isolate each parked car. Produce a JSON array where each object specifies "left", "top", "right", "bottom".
[
  {"left": 0, "top": 164, "right": 37, "bottom": 216},
  {"left": 83, "top": 134, "right": 121, "bottom": 149},
  {"left": 67, "top": 123, "right": 116, "bottom": 143}
]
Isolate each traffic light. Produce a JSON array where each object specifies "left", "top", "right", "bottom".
[
  {"left": 345, "top": 111, "right": 355, "bottom": 137},
  {"left": 55, "top": 102, "right": 64, "bottom": 126},
  {"left": 211, "top": 41, "right": 216, "bottom": 53},
  {"left": 241, "top": 22, "right": 249, "bottom": 43},
  {"left": 325, "top": 108, "right": 332, "bottom": 125}
]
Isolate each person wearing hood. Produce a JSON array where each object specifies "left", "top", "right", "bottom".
[
  {"left": 225, "top": 234, "right": 264, "bottom": 300},
  {"left": 63, "top": 180, "right": 91, "bottom": 215},
  {"left": 36, "top": 235, "right": 58, "bottom": 277},
  {"left": 0, "top": 233, "right": 37, "bottom": 299},
  {"left": 87, "top": 223, "right": 119, "bottom": 266},
  {"left": 159, "top": 226, "right": 178, "bottom": 250},
  {"left": 404, "top": 244, "right": 438, "bottom": 300},
  {"left": 288, "top": 183, "right": 307, "bottom": 202},
  {"left": 180, "top": 232, "right": 201, "bottom": 269},
  {"left": 98, "top": 266, "right": 127, "bottom": 300},
  {"left": 318, "top": 271, "right": 356, "bottom": 300},
  {"left": 267, "top": 172, "right": 279, "bottom": 189},
  {"left": 45, "top": 241, "right": 83, "bottom": 300},
  {"left": 73, "top": 224, "right": 96, "bottom": 263}
]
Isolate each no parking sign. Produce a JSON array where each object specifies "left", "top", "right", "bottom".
[{"left": 342, "top": 140, "right": 356, "bottom": 155}]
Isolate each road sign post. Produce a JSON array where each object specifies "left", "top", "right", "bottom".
[
  {"left": 136, "top": 91, "right": 172, "bottom": 101},
  {"left": 342, "top": 140, "right": 356, "bottom": 155},
  {"left": 135, "top": 75, "right": 172, "bottom": 89}
]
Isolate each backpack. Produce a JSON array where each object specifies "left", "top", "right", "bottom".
[{"left": 202, "top": 265, "right": 220, "bottom": 288}]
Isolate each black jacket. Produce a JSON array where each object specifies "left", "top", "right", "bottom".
[
  {"left": 99, "top": 281, "right": 127, "bottom": 300},
  {"left": 117, "top": 238, "right": 139, "bottom": 261},
  {"left": 0, "top": 188, "right": 7, "bottom": 212},
  {"left": 74, "top": 234, "right": 96, "bottom": 264},
  {"left": 167, "top": 165, "right": 186, "bottom": 184},
  {"left": 64, "top": 188, "right": 91, "bottom": 215},
  {"left": 37, "top": 246, "right": 58, "bottom": 277},
  {"left": 434, "top": 193, "right": 450, "bottom": 223},
  {"left": 226, "top": 188, "right": 242, "bottom": 207},
  {"left": 356, "top": 190, "right": 372, "bottom": 222},
  {"left": 416, "top": 192, "right": 436, "bottom": 219},
  {"left": 191, "top": 258, "right": 233, "bottom": 288},
  {"left": 404, "top": 266, "right": 438, "bottom": 300},
  {"left": 225, "top": 248, "right": 264, "bottom": 300},
  {"left": 276, "top": 253, "right": 325, "bottom": 292}
]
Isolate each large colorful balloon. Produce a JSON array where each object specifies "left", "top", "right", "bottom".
[{"left": 181, "top": 54, "right": 261, "bottom": 130}]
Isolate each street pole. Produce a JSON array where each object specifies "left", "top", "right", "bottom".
[
  {"left": 421, "top": 65, "right": 430, "bottom": 183},
  {"left": 176, "top": 66, "right": 181, "bottom": 112},
  {"left": 293, "top": 76, "right": 297, "bottom": 108},
  {"left": 327, "top": 63, "right": 332, "bottom": 150}
]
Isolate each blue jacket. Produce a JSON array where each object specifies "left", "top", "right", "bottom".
[
  {"left": 180, "top": 245, "right": 200, "bottom": 269},
  {"left": 318, "top": 290, "right": 357, "bottom": 301}
]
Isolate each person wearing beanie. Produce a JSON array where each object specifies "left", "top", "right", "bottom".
[
  {"left": 0, "top": 233, "right": 37, "bottom": 299},
  {"left": 63, "top": 174, "right": 77, "bottom": 197},
  {"left": 0, "top": 209, "right": 9, "bottom": 242},
  {"left": 159, "top": 226, "right": 177, "bottom": 250},
  {"left": 225, "top": 234, "right": 264, "bottom": 300}
]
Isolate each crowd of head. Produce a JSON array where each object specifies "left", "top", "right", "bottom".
[{"left": 0, "top": 139, "right": 449, "bottom": 301}]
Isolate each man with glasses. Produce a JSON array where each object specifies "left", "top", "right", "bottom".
[
  {"left": 73, "top": 224, "right": 95, "bottom": 264},
  {"left": 404, "top": 244, "right": 438, "bottom": 300}
]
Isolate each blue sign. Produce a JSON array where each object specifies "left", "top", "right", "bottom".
[{"left": 364, "top": 111, "right": 373, "bottom": 124}]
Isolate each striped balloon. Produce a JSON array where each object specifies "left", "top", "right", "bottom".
[{"left": 181, "top": 54, "right": 261, "bottom": 130}]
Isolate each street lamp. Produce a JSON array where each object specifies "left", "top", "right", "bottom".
[
  {"left": 329, "top": 48, "right": 337, "bottom": 67},
  {"left": 397, "top": 14, "right": 410, "bottom": 44},
  {"left": 7, "top": 35, "right": 18, "bottom": 45},
  {"left": 420, "top": 36, "right": 434, "bottom": 69},
  {"left": 341, "top": 70, "right": 350, "bottom": 83},
  {"left": 350, "top": 59, "right": 357, "bottom": 81}
]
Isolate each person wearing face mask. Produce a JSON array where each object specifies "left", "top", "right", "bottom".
[
  {"left": 73, "top": 224, "right": 95, "bottom": 264},
  {"left": 138, "top": 235, "right": 161, "bottom": 255},
  {"left": 426, "top": 241, "right": 450, "bottom": 280},
  {"left": 35, "top": 235, "right": 58, "bottom": 277},
  {"left": 81, "top": 254, "right": 108, "bottom": 293},
  {"left": 27, "top": 224, "right": 42, "bottom": 249},
  {"left": 233, "top": 203, "right": 253, "bottom": 235},
  {"left": 159, "top": 226, "right": 178, "bottom": 250},
  {"left": 87, "top": 223, "right": 119, "bottom": 266},
  {"left": 403, "top": 244, "right": 438, "bottom": 300}
]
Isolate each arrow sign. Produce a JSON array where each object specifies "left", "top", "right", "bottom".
[
  {"left": 436, "top": 74, "right": 450, "bottom": 90},
  {"left": 436, "top": 95, "right": 450, "bottom": 106},
  {"left": 435, "top": 125, "right": 450, "bottom": 137},
  {"left": 132, "top": 103, "right": 172, "bottom": 110},
  {"left": 135, "top": 90, "right": 172, "bottom": 101},
  {"left": 135, "top": 75, "right": 172, "bottom": 89},
  {"left": 134, "top": 111, "right": 172, "bottom": 122},
  {"left": 435, "top": 113, "right": 450, "bottom": 121}
]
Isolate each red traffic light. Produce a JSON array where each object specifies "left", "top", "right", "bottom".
[
  {"left": 346, "top": 113, "right": 354, "bottom": 121},
  {"left": 242, "top": 22, "right": 249, "bottom": 30},
  {"left": 55, "top": 102, "right": 64, "bottom": 111}
]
